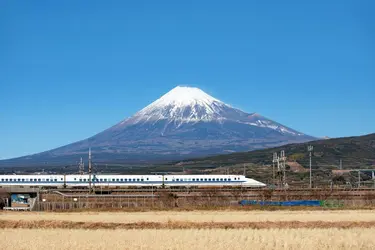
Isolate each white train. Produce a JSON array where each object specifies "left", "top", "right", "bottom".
[{"left": 0, "top": 174, "right": 266, "bottom": 188}]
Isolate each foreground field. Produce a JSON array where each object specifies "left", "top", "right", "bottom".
[
  {"left": 2, "top": 209, "right": 375, "bottom": 223},
  {"left": 1, "top": 228, "right": 375, "bottom": 250},
  {"left": 1, "top": 210, "right": 375, "bottom": 249}
]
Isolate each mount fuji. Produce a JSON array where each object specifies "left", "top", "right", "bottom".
[{"left": 1, "top": 86, "right": 315, "bottom": 166}]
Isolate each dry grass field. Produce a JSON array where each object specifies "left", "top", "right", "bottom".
[
  {"left": 1, "top": 210, "right": 375, "bottom": 249},
  {"left": 2, "top": 209, "right": 375, "bottom": 223},
  {"left": 1, "top": 228, "right": 375, "bottom": 250}
]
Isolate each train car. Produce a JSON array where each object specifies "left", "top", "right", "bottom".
[
  {"left": 0, "top": 174, "right": 266, "bottom": 188},
  {"left": 0, "top": 175, "right": 65, "bottom": 187}
]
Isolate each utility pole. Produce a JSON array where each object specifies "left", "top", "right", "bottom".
[
  {"left": 88, "top": 148, "right": 92, "bottom": 193},
  {"left": 79, "top": 157, "right": 84, "bottom": 175},
  {"left": 339, "top": 159, "right": 342, "bottom": 170},
  {"left": 280, "top": 150, "right": 286, "bottom": 188},
  {"left": 308, "top": 145, "right": 313, "bottom": 188},
  {"left": 272, "top": 153, "right": 277, "bottom": 185},
  {"left": 358, "top": 170, "right": 361, "bottom": 188}
]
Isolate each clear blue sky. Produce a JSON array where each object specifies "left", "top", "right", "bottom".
[{"left": 1, "top": 0, "right": 374, "bottom": 159}]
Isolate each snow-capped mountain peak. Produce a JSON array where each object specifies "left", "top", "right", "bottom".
[
  {"left": 126, "top": 86, "right": 230, "bottom": 124},
  {"left": 2, "top": 85, "right": 315, "bottom": 165},
  {"left": 114, "top": 85, "right": 308, "bottom": 138},
  {"left": 154, "top": 86, "right": 224, "bottom": 107}
]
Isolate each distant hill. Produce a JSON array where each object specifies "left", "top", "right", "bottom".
[
  {"left": 173, "top": 133, "right": 375, "bottom": 186},
  {"left": 183, "top": 133, "right": 375, "bottom": 169}
]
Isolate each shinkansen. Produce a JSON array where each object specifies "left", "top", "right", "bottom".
[{"left": 0, "top": 174, "right": 266, "bottom": 188}]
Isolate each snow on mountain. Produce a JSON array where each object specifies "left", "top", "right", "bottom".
[
  {"left": 123, "top": 86, "right": 229, "bottom": 124},
  {"left": 119, "top": 86, "right": 302, "bottom": 136}
]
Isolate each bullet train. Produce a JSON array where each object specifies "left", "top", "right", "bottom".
[{"left": 0, "top": 174, "right": 266, "bottom": 188}]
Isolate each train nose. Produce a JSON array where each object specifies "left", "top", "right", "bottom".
[{"left": 244, "top": 178, "right": 266, "bottom": 187}]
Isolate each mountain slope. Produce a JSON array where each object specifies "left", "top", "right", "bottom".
[
  {"left": 172, "top": 133, "right": 375, "bottom": 186},
  {"left": 0, "top": 86, "right": 315, "bottom": 166},
  {"left": 183, "top": 133, "right": 375, "bottom": 168}
]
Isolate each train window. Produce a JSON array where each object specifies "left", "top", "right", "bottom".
[
  {"left": 176, "top": 178, "right": 179, "bottom": 181},
  {"left": 17, "top": 178, "right": 20, "bottom": 181},
  {"left": 133, "top": 179, "right": 136, "bottom": 181},
  {"left": 124, "top": 179, "right": 127, "bottom": 181},
  {"left": 137, "top": 179, "right": 140, "bottom": 181},
  {"left": 147, "top": 178, "right": 149, "bottom": 180},
  {"left": 228, "top": 179, "right": 231, "bottom": 181},
  {"left": 141, "top": 179, "right": 144, "bottom": 181},
  {"left": 1, "top": 179, "right": 3, "bottom": 181},
  {"left": 104, "top": 178, "right": 107, "bottom": 181},
  {"left": 165, "top": 178, "right": 167, "bottom": 181},
  {"left": 220, "top": 178, "right": 223, "bottom": 181},
  {"left": 200, "top": 178, "right": 203, "bottom": 181},
  {"left": 61, "top": 178, "right": 63, "bottom": 180},
  {"left": 55, "top": 179, "right": 57, "bottom": 182},
  {"left": 224, "top": 178, "right": 227, "bottom": 181},
  {"left": 116, "top": 178, "right": 119, "bottom": 181},
  {"left": 204, "top": 178, "right": 207, "bottom": 181},
  {"left": 74, "top": 178, "right": 76, "bottom": 181},
  {"left": 38, "top": 179, "right": 41, "bottom": 182},
  {"left": 208, "top": 178, "right": 211, "bottom": 181},
  {"left": 5, "top": 179, "right": 8, "bottom": 181}
]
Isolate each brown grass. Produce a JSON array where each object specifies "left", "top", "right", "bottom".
[
  {"left": 1, "top": 210, "right": 375, "bottom": 223},
  {"left": 1, "top": 228, "right": 375, "bottom": 250},
  {"left": 1, "top": 219, "right": 375, "bottom": 230}
]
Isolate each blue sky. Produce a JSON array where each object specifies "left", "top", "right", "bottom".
[{"left": 1, "top": 0, "right": 374, "bottom": 159}]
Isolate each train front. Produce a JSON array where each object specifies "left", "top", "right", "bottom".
[{"left": 242, "top": 177, "right": 267, "bottom": 187}]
